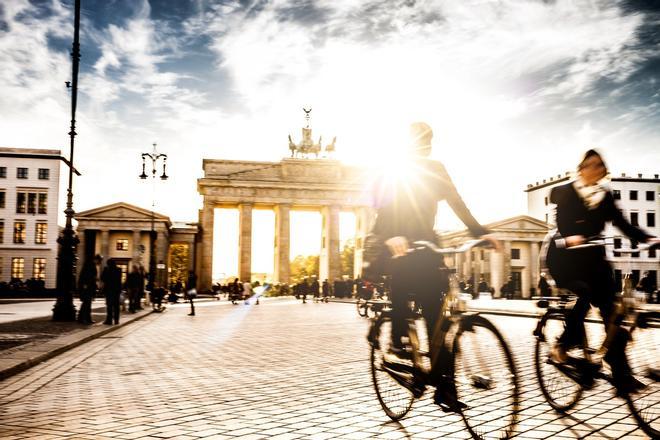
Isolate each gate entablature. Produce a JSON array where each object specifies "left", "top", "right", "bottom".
[{"left": 197, "top": 157, "right": 372, "bottom": 290}]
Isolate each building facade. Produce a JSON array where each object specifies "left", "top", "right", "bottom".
[
  {"left": 441, "top": 215, "right": 551, "bottom": 298},
  {"left": 0, "top": 148, "right": 62, "bottom": 288},
  {"left": 75, "top": 202, "right": 198, "bottom": 288},
  {"left": 526, "top": 172, "right": 659, "bottom": 289}
]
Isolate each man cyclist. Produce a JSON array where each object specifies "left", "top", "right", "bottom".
[
  {"left": 363, "top": 122, "right": 500, "bottom": 406},
  {"left": 546, "top": 149, "right": 660, "bottom": 395}
]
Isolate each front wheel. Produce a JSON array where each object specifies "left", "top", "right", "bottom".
[
  {"left": 453, "top": 314, "right": 519, "bottom": 439},
  {"left": 534, "top": 311, "right": 583, "bottom": 412},
  {"left": 370, "top": 314, "right": 415, "bottom": 420},
  {"left": 357, "top": 297, "right": 368, "bottom": 317},
  {"left": 624, "top": 311, "right": 659, "bottom": 438}
]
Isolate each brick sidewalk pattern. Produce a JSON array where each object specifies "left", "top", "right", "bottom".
[{"left": 0, "top": 299, "right": 654, "bottom": 439}]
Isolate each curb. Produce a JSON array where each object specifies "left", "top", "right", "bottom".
[{"left": 0, "top": 309, "right": 155, "bottom": 381}]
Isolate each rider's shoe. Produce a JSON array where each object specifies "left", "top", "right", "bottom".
[
  {"left": 434, "top": 387, "right": 467, "bottom": 414},
  {"left": 550, "top": 343, "right": 568, "bottom": 364},
  {"left": 613, "top": 374, "right": 647, "bottom": 397}
]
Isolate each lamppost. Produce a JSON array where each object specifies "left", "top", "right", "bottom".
[
  {"left": 139, "top": 143, "right": 168, "bottom": 293},
  {"left": 53, "top": 0, "right": 81, "bottom": 321}
]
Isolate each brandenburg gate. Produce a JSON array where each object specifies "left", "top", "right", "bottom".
[{"left": 197, "top": 131, "right": 372, "bottom": 290}]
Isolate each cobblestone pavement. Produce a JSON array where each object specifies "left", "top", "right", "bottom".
[{"left": 0, "top": 299, "right": 654, "bottom": 439}]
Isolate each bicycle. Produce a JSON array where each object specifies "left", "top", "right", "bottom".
[
  {"left": 534, "top": 238, "right": 660, "bottom": 438},
  {"left": 357, "top": 281, "right": 389, "bottom": 319},
  {"left": 368, "top": 239, "right": 520, "bottom": 440}
]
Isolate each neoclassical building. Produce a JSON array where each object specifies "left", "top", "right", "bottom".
[
  {"left": 75, "top": 202, "right": 198, "bottom": 286},
  {"left": 196, "top": 158, "right": 372, "bottom": 290},
  {"left": 441, "top": 215, "right": 552, "bottom": 298}
]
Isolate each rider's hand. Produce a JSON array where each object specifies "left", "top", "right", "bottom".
[
  {"left": 385, "top": 236, "right": 409, "bottom": 258},
  {"left": 565, "top": 235, "right": 585, "bottom": 247},
  {"left": 482, "top": 234, "right": 503, "bottom": 252}
]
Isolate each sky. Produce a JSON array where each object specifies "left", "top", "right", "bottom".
[{"left": 1, "top": 0, "right": 659, "bottom": 268}]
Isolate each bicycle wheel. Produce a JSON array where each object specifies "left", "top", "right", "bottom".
[
  {"left": 370, "top": 314, "right": 415, "bottom": 420},
  {"left": 453, "top": 314, "right": 519, "bottom": 440},
  {"left": 357, "top": 297, "right": 368, "bottom": 317},
  {"left": 534, "top": 311, "right": 583, "bottom": 412},
  {"left": 624, "top": 311, "right": 659, "bottom": 438}
]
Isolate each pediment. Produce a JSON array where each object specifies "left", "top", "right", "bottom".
[
  {"left": 486, "top": 215, "right": 550, "bottom": 232},
  {"left": 76, "top": 202, "right": 169, "bottom": 222}
]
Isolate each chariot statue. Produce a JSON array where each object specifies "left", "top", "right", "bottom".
[{"left": 287, "top": 108, "right": 337, "bottom": 159}]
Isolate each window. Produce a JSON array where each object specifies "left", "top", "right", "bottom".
[
  {"left": 511, "top": 248, "right": 521, "bottom": 260},
  {"left": 648, "top": 212, "right": 656, "bottom": 228},
  {"left": 0, "top": 190, "right": 4, "bottom": 208},
  {"left": 11, "top": 257, "right": 25, "bottom": 280},
  {"left": 16, "top": 168, "right": 28, "bottom": 179},
  {"left": 647, "top": 191, "right": 655, "bottom": 201},
  {"left": 116, "top": 239, "right": 129, "bottom": 251},
  {"left": 33, "top": 258, "right": 46, "bottom": 280},
  {"left": 35, "top": 223, "right": 47, "bottom": 244},
  {"left": 13, "top": 221, "right": 26, "bottom": 244},
  {"left": 0, "top": 167, "right": 6, "bottom": 178},
  {"left": 649, "top": 248, "right": 656, "bottom": 258},
  {"left": 545, "top": 213, "right": 548, "bottom": 223},
  {"left": 630, "top": 212, "right": 639, "bottom": 227},
  {"left": 629, "top": 190, "right": 638, "bottom": 200},
  {"left": 613, "top": 190, "right": 621, "bottom": 200},
  {"left": 38, "top": 168, "right": 49, "bottom": 180},
  {"left": 0, "top": 220, "right": 3, "bottom": 244},
  {"left": 27, "top": 193, "right": 36, "bottom": 214},
  {"left": 544, "top": 196, "right": 548, "bottom": 206},
  {"left": 38, "top": 193, "right": 47, "bottom": 214},
  {"left": 0, "top": 257, "right": 2, "bottom": 276},
  {"left": 16, "top": 192, "right": 26, "bottom": 213},
  {"left": 613, "top": 237, "right": 621, "bottom": 257},
  {"left": 631, "top": 241, "right": 639, "bottom": 258}
]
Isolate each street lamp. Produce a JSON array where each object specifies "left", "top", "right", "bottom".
[
  {"left": 139, "top": 143, "right": 168, "bottom": 293},
  {"left": 53, "top": 0, "right": 81, "bottom": 321}
]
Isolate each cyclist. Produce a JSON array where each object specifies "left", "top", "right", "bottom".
[
  {"left": 363, "top": 122, "right": 500, "bottom": 405},
  {"left": 546, "top": 149, "right": 659, "bottom": 395}
]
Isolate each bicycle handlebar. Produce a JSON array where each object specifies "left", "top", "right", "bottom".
[
  {"left": 564, "top": 237, "right": 659, "bottom": 253},
  {"left": 409, "top": 238, "right": 493, "bottom": 255}
]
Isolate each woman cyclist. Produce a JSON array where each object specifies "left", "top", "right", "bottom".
[{"left": 546, "top": 149, "right": 660, "bottom": 395}]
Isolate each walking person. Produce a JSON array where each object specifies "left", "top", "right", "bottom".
[
  {"left": 501, "top": 276, "right": 514, "bottom": 299},
  {"left": 187, "top": 271, "right": 197, "bottom": 316},
  {"left": 101, "top": 259, "right": 122, "bottom": 325},
  {"left": 538, "top": 272, "right": 552, "bottom": 297},
  {"left": 77, "top": 254, "right": 101, "bottom": 324},
  {"left": 125, "top": 266, "right": 142, "bottom": 313}
]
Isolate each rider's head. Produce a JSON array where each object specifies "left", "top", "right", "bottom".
[
  {"left": 578, "top": 149, "right": 608, "bottom": 185},
  {"left": 409, "top": 122, "right": 433, "bottom": 157}
]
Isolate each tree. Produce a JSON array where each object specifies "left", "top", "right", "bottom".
[
  {"left": 290, "top": 254, "right": 319, "bottom": 282},
  {"left": 168, "top": 244, "right": 189, "bottom": 285},
  {"left": 340, "top": 239, "right": 355, "bottom": 277}
]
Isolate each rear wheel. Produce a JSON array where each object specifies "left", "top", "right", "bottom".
[
  {"left": 624, "top": 311, "right": 659, "bottom": 439},
  {"left": 370, "top": 314, "right": 415, "bottom": 420},
  {"left": 453, "top": 315, "right": 519, "bottom": 439},
  {"left": 534, "top": 312, "right": 583, "bottom": 412}
]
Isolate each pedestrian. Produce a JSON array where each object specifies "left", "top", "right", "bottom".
[
  {"left": 538, "top": 272, "right": 552, "bottom": 297},
  {"left": 501, "top": 276, "right": 514, "bottom": 300},
  {"left": 311, "top": 277, "right": 320, "bottom": 301},
  {"left": 187, "top": 271, "right": 197, "bottom": 316},
  {"left": 636, "top": 271, "right": 656, "bottom": 304},
  {"left": 322, "top": 279, "right": 330, "bottom": 302},
  {"left": 477, "top": 277, "right": 489, "bottom": 299},
  {"left": 125, "top": 266, "right": 142, "bottom": 313},
  {"left": 243, "top": 279, "right": 253, "bottom": 304},
  {"left": 137, "top": 265, "right": 146, "bottom": 309},
  {"left": 77, "top": 254, "right": 101, "bottom": 324},
  {"left": 101, "top": 259, "right": 122, "bottom": 325}
]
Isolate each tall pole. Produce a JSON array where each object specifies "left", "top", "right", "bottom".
[
  {"left": 140, "top": 143, "right": 168, "bottom": 293},
  {"left": 53, "top": 0, "right": 81, "bottom": 321}
]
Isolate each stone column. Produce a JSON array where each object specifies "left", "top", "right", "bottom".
[
  {"left": 352, "top": 207, "right": 368, "bottom": 278},
  {"left": 100, "top": 229, "right": 110, "bottom": 267},
  {"left": 530, "top": 241, "right": 540, "bottom": 297},
  {"left": 274, "top": 204, "right": 291, "bottom": 284},
  {"left": 503, "top": 241, "right": 512, "bottom": 280},
  {"left": 521, "top": 243, "right": 531, "bottom": 299},
  {"left": 156, "top": 229, "right": 168, "bottom": 287},
  {"left": 463, "top": 247, "right": 472, "bottom": 280},
  {"left": 490, "top": 250, "right": 505, "bottom": 298},
  {"left": 199, "top": 204, "right": 215, "bottom": 291},
  {"left": 132, "top": 230, "right": 141, "bottom": 267},
  {"left": 238, "top": 203, "right": 253, "bottom": 282},
  {"left": 76, "top": 228, "right": 86, "bottom": 279},
  {"left": 320, "top": 205, "right": 341, "bottom": 282}
]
